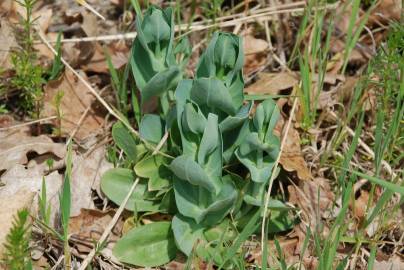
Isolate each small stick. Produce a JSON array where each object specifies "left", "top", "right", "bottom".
[
  {"left": 261, "top": 97, "right": 299, "bottom": 257},
  {"left": 0, "top": 116, "right": 57, "bottom": 131},
  {"left": 55, "top": 3, "right": 339, "bottom": 44},
  {"left": 75, "top": 0, "right": 106, "bottom": 21}
]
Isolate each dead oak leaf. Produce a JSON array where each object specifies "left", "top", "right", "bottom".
[
  {"left": 0, "top": 19, "right": 18, "bottom": 70},
  {"left": 276, "top": 121, "right": 311, "bottom": 181},
  {"left": 82, "top": 43, "right": 129, "bottom": 74},
  {"left": 0, "top": 165, "right": 63, "bottom": 227},
  {"left": 42, "top": 70, "right": 105, "bottom": 141},
  {"left": 70, "top": 146, "right": 113, "bottom": 217},
  {"left": 243, "top": 35, "right": 268, "bottom": 75},
  {"left": 69, "top": 208, "right": 116, "bottom": 254},
  {"left": 0, "top": 134, "right": 65, "bottom": 172},
  {"left": 245, "top": 72, "right": 298, "bottom": 95}
]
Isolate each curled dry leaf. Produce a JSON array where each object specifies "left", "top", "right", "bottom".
[
  {"left": 0, "top": 19, "right": 18, "bottom": 71},
  {"left": 69, "top": 208, "right": 116, "bottom": 254},
  {"left": 243, "top": 34, "right": 268, "bottom": 74},
  {"left": 82, "top": 42, "right": 129, "bottom": 74},
  {"left": 352, "top": 190, "right": 369, "bottom": 220},
  {"left": 251, "top": 237, "right": 300, "bottom": 267},
  {"left": 0, "top": 165, "right": 63, "bottom": 227},
  {"left": 275, "top": 118, "right": 311, "bottom": 181},
  {"left": 288, "top": 177, "right": 335, "bottom": 230},
  {"left": 70, "top": 146, "right": 113, "bottom": 216},
  {"left": 373, "top": 256, "right": 404, "bottom": 270},
  {"left": 245, "top": 72, "right": 298, "bottom": 95},
  {"left": 0, "top": 133, "right": 66, "bottom": 172},
  {"left": 370, "top": 0, "right": 402, "bottom": 23},
  {"left": 42, "top": 70, "right": 105, "bottom": 141}
]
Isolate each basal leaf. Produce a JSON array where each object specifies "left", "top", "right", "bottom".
[
  {"left": 139, "top": 114, "right": 164, "bottom": 144},
  {"left": 134, "top": 155, "right": 172, "bottom": 191},
  {"left": 172, "top": 214, "right": 205, "bottom": 256},
  {"left": 170, "top": 155, "right": 219, "bottom": 193},
  {"left": 100, "top": 168, "right": 160, "bottom": 212},
  {"left": 112, "top": 121, "right": 138, "bottom": 161},
  {"left": 113, "top": 222, "right": 177, "bottom": 267},
  {"left": 140, "top": 66, "right": 181, "bottom": 102},
  {"left": 191, "top": 78, "right": 236, "bottom": 115}
]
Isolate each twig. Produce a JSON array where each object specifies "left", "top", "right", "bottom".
[
  {"left": 75, "top": 0, "right": 106, "bottom": 21},
  {"left": 51, "top": 255, "right": 65, "bottom": 270},
  {"left": 261, "top": 97, "right": 299, "bottom": 257},
  {"left": 55, "top": 3, "right": 338, "bottom": 44},
  {"left": 0, "top": 116, "right": 57, "bottom": 131}
]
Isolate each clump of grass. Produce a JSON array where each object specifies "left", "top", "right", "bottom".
[{"left": 1, "top": 209, "right": 33, "bottom": 270}]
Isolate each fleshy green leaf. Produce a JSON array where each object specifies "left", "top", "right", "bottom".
[
  {"left": 100, "top": 168, "right": 160, "bottom": 212},
  {"left": 113, "top": 222, "right": 177, "bottom": 267},
  {"left": 134, "top": 155, "right": 172, "bottom": 191},
  {"left": 173, "top": 176, "right": 237, "bottom": 225},
  {"left": 140, "top": 66, "right": 181, "bottom": 102},
  {"left": 170, "top": 155, "right": 219, "bottom": 193},
  {"left": 112, "top": 121, "right": 139, "bottom": 161},
  {"left": 191, "top": 78, "right": 236, "bottom": 115},
  {"left": 139, "top": 114, "right": 164, "bottom": 144},
  {"left": 172, "top": 214, "right": 205, "bottom": 256}
]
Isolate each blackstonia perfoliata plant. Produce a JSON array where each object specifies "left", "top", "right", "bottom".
[{"left": 101, "top": 5, "right": 294, "bottom": 268}]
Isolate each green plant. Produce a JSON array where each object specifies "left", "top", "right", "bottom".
[
  {"left": 99, "top": 6, "right": 293, "bottom": 268},
  {"left": 1, "top": 209, "right": 33, "bottom": 270},
  {"left": 48, "top": 32, "right": 64, "bottom": 81},
  {"left": 60, "top": 143, "right": 72, "bottom": 268},
  {"left": 11, "top": 0, "right": 45, "bottom": 117},
  {"left": 51, "top": 90, "right": 64, "bottom": 137},
  {"left": 38, "top": 177, "right": 51, "bottom": 226}
]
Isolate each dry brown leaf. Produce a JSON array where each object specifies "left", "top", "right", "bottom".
[
  {"left": 62, "top": 40, "right": 96, "bottom": 68},
  {"left": 42, "top": 70, "right": 105, "bottom": 141},
  {"left": 70, "top": 146, "right": 113, "bottom": 216},
  {"left": 276, "top": 121, "right": 311, "bottom": 181},
  {"left": 82, "top": 43, "right": 129, "bottom": 74},
  {"left": 374, "top": 257, "right": 404, "bottom": 270},
  {"left": 244, "top": 35, "right": 268, "bottom": 55},
  {"left": 243, "top": 34, "right": 268, "bottom": 74},
  {"left": 0, "top": 165, "right": 63, "bottom": 226},
  {"left": 245, "top": 72, "right": 298, "bottom": 95},
  {"left": 288, "top": 177, "right": 335, "bottom": 230},
  {"left": 370, "top": 0, "right": 402, "bottom": 23},
  {"left": 34, "top": 32, "right": 59, "bottom": 61},
  {"left": 353, "top": 190, "right": 369, "bottom": 220},
  {"left": 33, "top": 6, "right": 52, "bottom": 33},
  {"left": 251, "top": 237, "right": 300, "bottom": 267},
  {"left": 166, "top": 261, "right": 186, "bottom": 270},
  {"left": 0, "top": 20, "right": 18, "bottom": 70},
  {"left": 69, "top": 209, "right": 115, "bottom": 254},
  {"left": 0, "top": 134, "right": 66, "bottom": 172}
]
